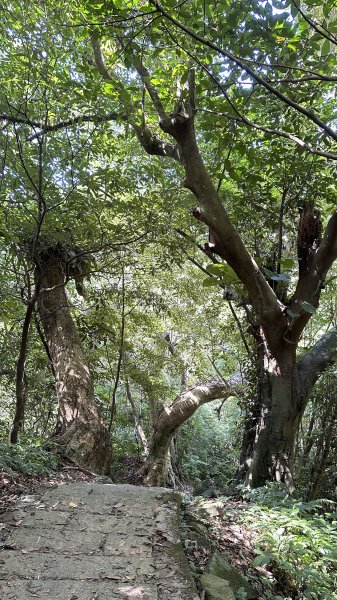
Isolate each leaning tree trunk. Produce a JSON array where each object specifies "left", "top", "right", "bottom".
[
  {"left": 140, "top": 380, "right": 238, "bottom": 487},
  {"left": 37, "top": 252, "right": 112, "bottom": 474}
]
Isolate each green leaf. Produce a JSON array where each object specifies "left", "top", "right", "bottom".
[
  {"left": 321, "top": 39, "right": 331, "bottom": 55},
  {"left": 262, "top": 267, "right": 290, "bottom": 282},
  {"left": 278, "top": 258, "right": 297, "bottom": 269},
  {"left": 287, "top": 309, "right": 300, "bottom": 319},
  {"left": 207, "top": 264, "right": 226, "bottom": 276},
  {"left": 202, "top": 276, "right": 220, "bottom": 287},
  {"left": 207, "top": 263, "right": 240, "bottom": 284},
  {"left": 299, "top": 300, "right": 317, "bottom": 314},
  {"left": 253, "top": 553, "right": 273, "bottom": 567},
  {"left": 261, "top": 267, "right": 275, "bottom": 278}
]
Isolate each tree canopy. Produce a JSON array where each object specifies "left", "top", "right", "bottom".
[{"left": 1, "top": 0, "right": 337, "bottom": 495}]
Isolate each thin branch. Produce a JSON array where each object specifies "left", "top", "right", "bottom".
[
  {"left": 90, "top": 34, "right": 179, "bottom": 160},
  {"left": 199, "top": 109, "right": 337, "bottom": 161},
  {"left": 108, "top": 270, "right": 126, "bottom": 431},
  {"left": 26, "top": 112, "right": 125, "bottom": 141},
  {"left": 149, "top": 0, "right": 337, "bottom": 143},
  {"left": 125, "top": 375, "right": 149, "bottom": 454},
  {"left": 176, "top": 229, "right": 251, "bottom": 354},
  {"left": 133, "top": 51, "right": 168, "bottom": 122},
  {"left": 270, "top": 75, "right": 337, "bottom": 83},
  {"left": 277, "top": 187, "right": 288, "bottom": 274},
  {"left": 91, "top": 32, "right": 114, "bottom": 80},
  {"left": 228, "top": 300, "right": 251, "bottom": 356},
  {"left": 292, "top": 0, "right": 337, "bottom": 46},
  {"left": 0, "top": 114, "right": 41, "bottom": 128}
]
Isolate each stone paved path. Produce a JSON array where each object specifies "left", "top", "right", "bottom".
[{"left": 0, "top": 483, "right": 198, "bottom": 600}]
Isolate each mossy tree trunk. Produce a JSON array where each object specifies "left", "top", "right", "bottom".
[{"left": 38, "top": 250, "right": 111, "bottom": 474}]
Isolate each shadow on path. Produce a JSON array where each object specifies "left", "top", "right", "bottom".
[{"left": 0, "top": 483, "right": 198, "bottom": 600}]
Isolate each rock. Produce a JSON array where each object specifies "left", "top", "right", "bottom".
[
  {"left": 93, "top": 475, "right": 113, "bottom": 483},
  {"left": 207, "top": 551, "right": 256, "bottom": 599},
  {"left": 200, "top": 573, "right": 235, "bottom": 600},
  {"left": 193, "top": 499, "right": 224, "bottom": 520},
  {"left": 185, "top": 530, "right": 213, "bottom": 552}
]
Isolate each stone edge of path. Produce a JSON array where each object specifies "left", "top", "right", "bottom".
[{"left": 0, "top": 482, "right": 199, "bottom": 600}]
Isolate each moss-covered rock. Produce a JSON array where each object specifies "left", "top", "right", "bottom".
[
  {"left": 207, "top": 551, "right": 256, "bottom": 599},
  {"left": 200, "top": 573, "right": 236, "bottom": 600}
]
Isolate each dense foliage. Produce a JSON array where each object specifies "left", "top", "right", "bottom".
[{"left": 1, "top": 1, "right": 337, "bottom": 596}]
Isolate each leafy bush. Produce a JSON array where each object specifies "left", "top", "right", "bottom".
[
  {"left": 111, "top": 424, "right": 141, "bottom": 462},
  {"left": 0, "top": 440, "right": 59, "bottom": 476},
  {"left": 241, "top": 484, "right": 337, "bottom": 599},
  {"left": 176, "top": 400, "right": 243, "bottom": 492}
]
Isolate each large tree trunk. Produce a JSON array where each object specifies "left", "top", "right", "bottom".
[
  {"left": 241, "top": 327, "right": 337, "bottom": 488},
  {"left": 242, "top": 346, "right": 300, "bottom": 489},
  {"left": 37, "top": 251, "right": 112, "bottom": 474},
  {"left": 140, "top": 380, "right": 238, "bottom": 487}
]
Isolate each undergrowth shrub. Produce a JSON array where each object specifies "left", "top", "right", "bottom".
[
  {"left": 176, "top": 400, "right": 243, "bottom": 492},
  {"left": 241, "top": 484, "right": 337, "bottom": 600},
  {"left": 0, "top": 439, "right": 59, "bottom": 476}
]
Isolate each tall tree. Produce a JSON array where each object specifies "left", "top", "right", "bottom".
[
  {"left": 37, "top": 246, "right": 112, "bottom": 473},
  {"left": 84, "top": 0, "right": 337, "bottom": 488},
  {"left": 2, "top": 0, "right": 337, "bottom": 486}
]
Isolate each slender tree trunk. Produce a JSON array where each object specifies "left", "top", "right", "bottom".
[
  {"left": 125, "top": 376, "right": 149, "bottom": 455},
  {"left": 302, "top": 410, "right": 316, "bottom": 459},
  {"left": 37, "top": 252, "right": 111, "bottom": 474},
  {"left": 108, "top": 270, "right": 125, "bottom": 431},
  {"left": 11, "top": 270, "right": 42, "bottom": 444},
  {"left": 10, "top": 300, "right": 36, "bottom": 443},
  {"left": 307, "top": 400, "right": 337, "bottom": 500}
]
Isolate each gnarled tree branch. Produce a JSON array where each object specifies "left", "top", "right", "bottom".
[
  {"left": 297, "top": 326, "right": 337, "bottom": 401},
  {"left": 139, "top": 378, "right": 241, "bottom": 485},
  {"left": 289, "top": 210, "right": 337, "bottom": 341}
]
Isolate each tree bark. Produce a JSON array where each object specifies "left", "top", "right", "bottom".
[
  {"left": 243, "top": 344, "right": 300, "bottom": 489},
  {"left": 139, "top": 380, "right": 238, "bottom": 486},
  {"left": 37, "top": 251, "right": 112, "bottom": 474},
  {"left": 10, "top": 300, "right": 36, "bottom": 443},
  {"left": 240, "top": 326, "right": 337, "bottom": 489}
]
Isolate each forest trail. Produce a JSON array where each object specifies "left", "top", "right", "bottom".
[{"left": 0, "top": 483, "right": 198, "bottom": 600}]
